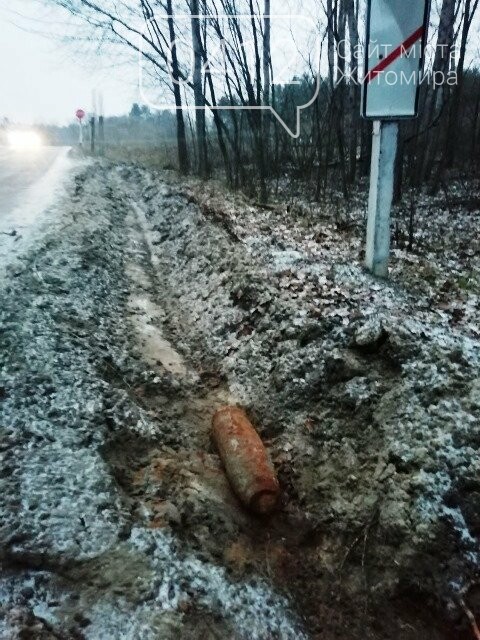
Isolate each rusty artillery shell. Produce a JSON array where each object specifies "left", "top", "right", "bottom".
[{"left": 211, "top": 406, "right": 280, "bottom": 514}]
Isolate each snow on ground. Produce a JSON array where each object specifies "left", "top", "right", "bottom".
[
  {"left": 0, "top": 162, "right": 308, "bottom": 640},
  {"left": 131, "top": 165, "right": 480, "bottom": 636},
  {"left": 2, "top": 159, "right": 480, "bottom": 638}
]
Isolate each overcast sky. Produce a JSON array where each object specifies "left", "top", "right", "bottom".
[
  {"left": 0, "top": 0, "right": 316, "bottom": 126},
  {"left": 2, "top": 0, "right": 480, "bottom": 127},
  {"left": 0, "top": 0, "right": 136, "bottom": 125}
]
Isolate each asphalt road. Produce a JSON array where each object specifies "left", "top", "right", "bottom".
[
  {"left": 0, "top": 145, "right": 73, "bottom": 257},
  {"left": 0, "top": 146, "right": 68, "bottom": 218}
]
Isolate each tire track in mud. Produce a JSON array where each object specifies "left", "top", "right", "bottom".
[
  {"left": 113, "top": 173, "right": 413, "bottom": 639},
  {"left": 0, "top": 163, "right": 310, "bottom": 640},
  {"left": 118, "top": 164, "right": 480, "bottom": 639},
  {"left": 106, "top": 179, "right": 316, "bottom": 636},
  {"left": 114, "top": 171, "right": 416, "bottom": 639}
]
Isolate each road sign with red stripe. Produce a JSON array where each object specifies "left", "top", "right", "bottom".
[{"left": 362, "top": 0, "right": 430, "bottom": 119}]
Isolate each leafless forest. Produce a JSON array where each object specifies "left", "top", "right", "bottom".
[{"left": 48, "top": 0, "right": 480, "bottom": 206}]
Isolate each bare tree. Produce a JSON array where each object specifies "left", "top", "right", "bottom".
[
  {"left": 419, "top": 0, "right": 457, "bottom": 185},
  {"left": 444, "top": 0, "right": 480, "bottom": 167},
  {"left": 190, "top": 0, "right": 207, "bottom": 176}
]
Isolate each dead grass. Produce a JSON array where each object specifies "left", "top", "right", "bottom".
[{"left": 105, "top": 143, "right": 178, "bottom": 170}]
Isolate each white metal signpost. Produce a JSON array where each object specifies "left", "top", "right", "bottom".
[{"left": 362, "top": 0, "right": 430, "bottom": 276}]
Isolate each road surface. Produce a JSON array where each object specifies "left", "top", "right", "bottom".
[{"left": 0, "top": 145, "right": 72, "bottom": 243}]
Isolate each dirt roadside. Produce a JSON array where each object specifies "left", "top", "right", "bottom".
[{"left": 1, "top": 160, "right": 480, "bottom": 639}]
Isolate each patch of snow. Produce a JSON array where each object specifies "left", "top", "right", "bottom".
[
  {"left": 118, "top": 528, "right": 304, "bottom": 640},
  {"left": 0, "top": 147, "right": 77, "bottom": 265}
]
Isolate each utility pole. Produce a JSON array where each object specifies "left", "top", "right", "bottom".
[
  {"left": 98, "top": 92, "right": 105, "bottom": 157},
  {"left": 90, "top": 90, "right": 96, "bottom": 155},
  {"left": 90, "top": 116, "right": 95, "bottom": 154}
]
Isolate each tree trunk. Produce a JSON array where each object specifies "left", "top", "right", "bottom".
[
  {"left": 190, "top": 0, "right": 208, "bottom": 177},
  {"left": 248, "top": 0, "right": 267, "bottom": 201},
  {"left": 346, "top": 0, "right": 359, "bottom": 184},
  {"left": 326, "top": 0, "right": 335, "bottom": 89},
  {"left": 167, "top": 0, "right": 189, "bottom": 174},
  {"left": 444, "top": 0, "right": 479, "bottom": 168},
  {"left": 418, "top": 0, "right": 455, "bottom": 185},
  {"left": 393, "top": 125, "right": 404, "bottom": 203},
  {"left": 262, "top": 0, "right": 271, "bottom": 161},
  {"left": 335, "top": 0, "right": 349, "bottom": 197},
  {"left": 470, "top": 80, "right": 480, "bottom": 165}
]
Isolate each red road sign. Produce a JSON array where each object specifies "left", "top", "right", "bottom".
[
  {"left": 76, "top": 109, "right": 85, "bottom": 120},
  {"left": 364, "top": 26, "right": 425, "bottom": 85}
]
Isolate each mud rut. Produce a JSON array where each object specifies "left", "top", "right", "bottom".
[
  {"left": 106, "top": 172, "right": 455, "bottom": 639},
  {"left": 1, "top": 162, "right": 474, "bottom": 639},
  {"left": 113, "top": 187, "right": 318, "bottom": 612}
]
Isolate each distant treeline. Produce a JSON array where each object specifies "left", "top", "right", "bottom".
[{"left": 0, "top": 106, "right": 178, "bottom": 147}]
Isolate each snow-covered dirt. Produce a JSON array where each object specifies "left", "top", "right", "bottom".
[{"left": 1, "top": 160, "right": 480, "bottom": 639}]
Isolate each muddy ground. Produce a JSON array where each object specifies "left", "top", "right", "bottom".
[{"left": 1, "top": 160, "right": 480, "bottom": 639}]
